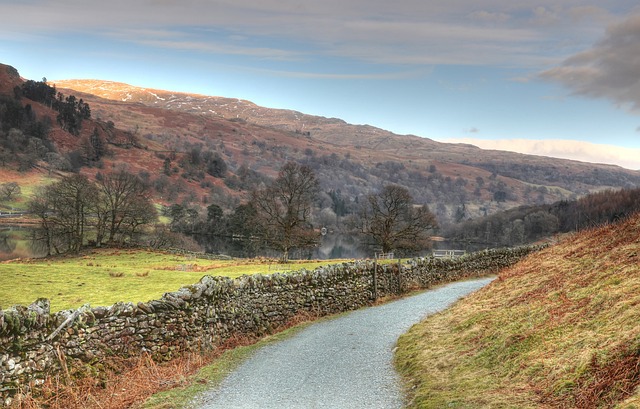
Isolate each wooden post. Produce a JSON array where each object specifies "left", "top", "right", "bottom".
[
  {"left": 372, "top": 260, "right": 378, "bottom": 300},
  {"left": 397, "top": 260, "right": 402, "bottom": 294}
]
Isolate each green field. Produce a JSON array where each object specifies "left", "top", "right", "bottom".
[{"left": 0, "top": 249, "right": 350, "bottom": 311}]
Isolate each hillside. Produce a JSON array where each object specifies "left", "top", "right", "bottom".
[
  {"left": 3, "top": 64, "right": 640, "bottom": 228},
  {"left": 396, "top": 212, "right": 640, "bottom": 408},
  {"left": 53, "top": 79, "right": 640, "bottom": 196}
]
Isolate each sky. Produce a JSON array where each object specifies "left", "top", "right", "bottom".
[{"left": 2, "top": 1, "right": 640, "bottom": 169}]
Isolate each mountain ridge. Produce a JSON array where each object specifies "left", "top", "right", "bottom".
[
  {"left": 53, "top": 78, "right": 633, "bottom": 173},
  {"left": 54, "top": 78, "right": 640, "bottom": 184},
  {"left": 3, "top": 63, "right": 640, "bottom": 227}
]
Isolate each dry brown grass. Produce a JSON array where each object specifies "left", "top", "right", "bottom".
[
  {"left": 9, "top": 311, "right": 320, "bottom": 409},
  {"left": 396, "top": 214, "right": 640, "bottom": 408}
]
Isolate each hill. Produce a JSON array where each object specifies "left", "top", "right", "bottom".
[
  {"left": 3, "top": 63, "right": 640, "bottom": 229},
  {"left": 51, "top": 79, "right": 640, "bottom": 206},
  {"left": 396, "top": 212, "right": 640, "bottom": 408}
]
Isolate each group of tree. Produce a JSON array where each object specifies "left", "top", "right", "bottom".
[
  {"left": 471, "top": 162, "right": 640, "bottom": 193},
  {"left": 166, "top": 161, "right": 439, "bottom": 260},
  {"left": 0, "top": 94, "right": 56, "bottom": 171},
  {"left": 20, "top": 79, "right": 91, "bottom": 135},
  {"left": 445, "top": 187, "right": 640, "bottom": 247},
  {"left": 156, "top": 141, "right": 229, "bottom": 183},
  {"left": 29, "top": 171, "right": 157, "bottom": 255},
  {"left": 27, "top": 158, "right": 640, "bottom": 259},
  {"left": 1, "top": 78, "right": 99, "bottom": 173}
]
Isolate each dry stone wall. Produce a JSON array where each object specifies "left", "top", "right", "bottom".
[{"left": 0, "top": 246, "right": 541, "bottom": 406}]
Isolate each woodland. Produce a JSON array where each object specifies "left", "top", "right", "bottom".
[{"left": 2, "top": 67, "right": 640, "bottom": 260}]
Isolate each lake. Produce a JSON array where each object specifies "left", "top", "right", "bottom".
[{"left": 0, "top": 226, "right": 497, "bottom": 261}]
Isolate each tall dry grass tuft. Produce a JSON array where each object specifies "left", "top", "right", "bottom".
[
  {"left": 12, "top": 353, "right": 205, "bottom": 409},
  {"left": 542, "top": 343, "right": 640, "bottom": 409},
  {"left": 395, "top": 212, "right": 640, "bottom": 408}
]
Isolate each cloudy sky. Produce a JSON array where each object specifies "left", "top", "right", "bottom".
[{"left": 2, "top": 0, "right": 640, "bottom": 169}]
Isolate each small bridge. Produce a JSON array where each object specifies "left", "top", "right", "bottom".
[{"left": 432, "top": 249, "right": 466, "bottom": 259}]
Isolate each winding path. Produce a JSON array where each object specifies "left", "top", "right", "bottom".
[{"left": 194, "top": 277, "right": 493, "bottom": 409}]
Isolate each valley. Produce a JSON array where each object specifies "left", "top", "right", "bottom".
[{"left": 3, "top": 62, "right": 640, "bottom": 409}]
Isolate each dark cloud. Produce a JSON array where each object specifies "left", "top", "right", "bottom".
[{"left": 540, "top": 13, "right": 640, "bottom": 111}]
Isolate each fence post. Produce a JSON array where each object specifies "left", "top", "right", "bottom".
[
  {"left": 372, "top": 260, "right": 378, "bottom": 300},
  {"left": 397, "top": 260, "right": 402, "bottom": 294}
]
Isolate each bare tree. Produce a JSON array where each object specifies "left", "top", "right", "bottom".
[
  {"left": 360, "top": 185, "right": 437, "bottom": 255},
  {"left": 29, "top": 172, "right": 156, "bottom": 253},
  {"left": 31, "top": 174, "right": 99, "bottom": 253},
  {"left": 96, "top": 170, "right": 156, "bottom": 244},
  {"left": 28, "top": 187, "right": 58, "bottom": 256},
  {"left": 250, "top": 162, "right": 319, "bottom": 261},
  {"left": 0, "top": 182, "right": 20, "bottom": 200}
]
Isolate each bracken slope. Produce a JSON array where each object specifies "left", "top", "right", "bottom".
[{"left": 396, "top": 212, "right": 640, "bottom": 408}]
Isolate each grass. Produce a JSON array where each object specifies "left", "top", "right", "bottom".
[
  {"left": 0, "top": 170, "right": 55, "bottom": 212},
  {"left": 0, "top": 248, "right": 351, "bottom": 311},
  {"left": 395, "top": 213, "right": 640, "bottom": 408}
]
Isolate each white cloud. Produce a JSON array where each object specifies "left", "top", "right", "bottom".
[{"left": 444, "top": 138, "right": 640, "bottom": 170}]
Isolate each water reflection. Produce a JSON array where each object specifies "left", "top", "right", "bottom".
[
  {"left": 0, "top": 225, "right": 501, "bottom": 262},
  {"left": 193, "top": 233, "right": 371, "bottom": 260},
  {"left": 193, "top": 233, "right": 494, "bottom": 260},
  {"left": 0, "top": 226, "right": 48, "bottom": 261}
]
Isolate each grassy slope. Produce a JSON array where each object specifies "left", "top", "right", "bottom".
[
  {"left": 396, "top": 213, "right": 640, "bottom": 408},
  {"left": 0, "top": 169, "right": 55, "bottom": 212},
  {"left": 0, "top": 249, "right": 348, "bottom": 311}
]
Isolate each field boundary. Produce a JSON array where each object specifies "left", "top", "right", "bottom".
[{"left": 0, "top": 245, "right": 542, "bottom": 406}]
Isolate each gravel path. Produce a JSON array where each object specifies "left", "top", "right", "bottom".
[{"left": 194, "top": 277, "right": 493, "bottom": 409}]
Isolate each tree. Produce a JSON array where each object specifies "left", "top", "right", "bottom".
[
  {"left": 204, "top": 152, "right": 227, "bottom": 178},
  {"left": 28, "top": 187, "right": 57, "bottom": 256},
  {"left": 96, "top": 170, "right": 156, "bottom": 244},
  {"left": 206, "top": 203, "right": 224, "bottom": 234},
  {"left": 228, "top": 203, "right": 257, "bottom": 236},
  {"left": 89, "top": 127, "right": 106, "bottom": 161},
  {"left": 32, "top": 174, "right": 99, "bottom": 253},
  {"left": 360, "top": 185, "right": 437, "bottom": 255},
  {"left": 207, "top": 204, "right": 223, "bottom": 223},
  {"left": 250, "top": 162, "right": 319, "bottom": 261},
  {"left": 163, "top": 157, "right": 171, "bottom": 176},
  {"left": 0, "top": 182, "right": 21, "bottom": 201},
  {"left": 117, "top": 195, "right": 157, "bottom": 243}
]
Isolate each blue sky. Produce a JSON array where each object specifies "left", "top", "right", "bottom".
[{"left": 2, "top": 0, "right": 640, "bottom": 169}]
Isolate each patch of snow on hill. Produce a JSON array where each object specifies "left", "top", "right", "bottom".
[{"left": 147, "top": 91, "right": 166, "bottom": 101}]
